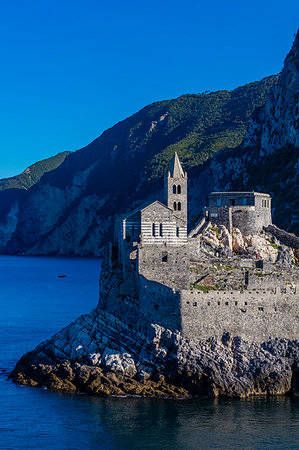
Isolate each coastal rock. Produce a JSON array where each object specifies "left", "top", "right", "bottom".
[{"left": 10, "top": 307, "right": 299, "bottom": 399}]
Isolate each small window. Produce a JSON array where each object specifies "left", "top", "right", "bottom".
[
  {"left": 152, "top": 223, "right": 156, "bottom": 237},
  {"left": 126, "top": 235, "right": 131, "bottom": 242},
  {"left": 176, "top": 227, "right": 179, "bottom": 238},
  {"left": 177, "top": 185, "right": 181, "bottom": 194},
  {"left": 173, "top": 202, "right": 177, "bottom": 211},
  {"left": 178, "top": 202, "right": 181, "bottom": 211},
  {"left": 230, "top": 199, "right": 235, "bottom": 206},
  {"left": 173, "top": 185, "right": 176, "bottom": 194},
  {"left": 162, "top": 251, "right": 168, "bottom": 262},
  {"left": 258, "top": 307, "right": 264, "bottom": 311},
  {"left": 193, "top": 302, "right": 197, "bottom": 306},
  {"left": 159, "top": 223, "right": 163, "bottom": 237}
]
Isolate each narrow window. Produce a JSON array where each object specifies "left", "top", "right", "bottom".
[
  {"left": 176, "top": 227, "right": 179, "bottom": 237},
  {"left": 173, "top": 202, "right": 177, "bottom": 211},
  {"left": 178, "top": 202, "right": 181, "bottom": 211},
  {"left": 230, "top": 199, "right": 235, "bottom": 206},
  {"left": 173, "top": 185, "right": 176, "bottom": 194},
  {"left": 152, "top": 223, "right": 156, "bottom": 237},
  {"left": 177, "top": 185, "right": 181, "bottom": 194},
  {"left": 159, "top": 223, "right": 163, "bottom": 237},
  {"left": 162, "top": 251, "right": 168, "bottom": 262}
]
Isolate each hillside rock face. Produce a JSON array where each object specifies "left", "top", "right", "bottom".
[
  {"left": 189, "top": 31, "right": 299, "bottom": 234},
  {"left": 244, "top": 34, "right": 299, "bottom": 154},
  {"left": 10, "top": 305, "right": 299, "bottom": 398}
]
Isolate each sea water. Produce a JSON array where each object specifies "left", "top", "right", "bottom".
[{"left": 0, "top": 255, "right": 298, "bottom": 449}]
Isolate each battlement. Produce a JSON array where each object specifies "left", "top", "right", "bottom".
[{"left": 180, "top": 287, "right": 299, "bottom": 342}]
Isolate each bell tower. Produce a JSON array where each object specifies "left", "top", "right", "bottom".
[{"left": 164, "top": 152, "right": 187, "bottom": 222}]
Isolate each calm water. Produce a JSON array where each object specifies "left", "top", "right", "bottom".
[{"left": 0, "top": 255, "right": 298, "bottom": 449}]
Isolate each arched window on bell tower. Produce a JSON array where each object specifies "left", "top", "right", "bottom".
[
  {"left": 173, "top": 202, "right": 177, "bottom": 211},
  {"left": 173, "top": 185, "right": 176, "bottom": 194},
  {"left": 178, "top": 202, "right": 181, "bottom": 211},
  {"left": 177, "top": 185, "right": 181, "bottom": 194}
]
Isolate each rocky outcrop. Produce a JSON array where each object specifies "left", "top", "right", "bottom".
[
  {"left": 189, "top": 222, "right": 297, "bottom": 264},
  {"left": 9, "top": 307, "right": 299, "bottom": 398}
]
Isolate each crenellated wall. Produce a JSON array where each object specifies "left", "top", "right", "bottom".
[{"left": 180, "top": 286, "right": 299, "bottom": 342}]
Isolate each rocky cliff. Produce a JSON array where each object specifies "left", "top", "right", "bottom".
[{"left": 188, "top": 30, "right": 299, "bottom": 234}]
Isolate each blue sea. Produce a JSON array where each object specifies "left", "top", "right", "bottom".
[{"left": 0, "top": 255, "right": 298, "bottom": 449}]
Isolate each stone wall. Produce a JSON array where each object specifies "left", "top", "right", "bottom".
[
  {"left": 180, "top": 286, "right": 299, "bottom": 342},
  {"left": 266, "top": 225, "right": 299, "bottom": 249},
  {"left": 138, "top": 245, "right": 190, "bottom": 290},
  {"left": 207, "top": 205, "right": 272, "bottom": 235}
]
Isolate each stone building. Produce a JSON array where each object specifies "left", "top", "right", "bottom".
[
  {"left": 207, "top": 191, "right": 272, "bottom": 235},
  {"left": 113, "top": 153, "right": 298, "bottom": 342}
]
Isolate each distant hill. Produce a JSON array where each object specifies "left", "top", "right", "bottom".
[{"left": 0, "top": 151, "right": 71, "bottom": 191}]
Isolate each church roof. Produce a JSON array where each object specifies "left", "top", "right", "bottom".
[
  {"left": 168, "top": 152, "right": 185, "bottom": 178},
  {"left": 116, "top": 200, "right": 185, "bottom": 225}
]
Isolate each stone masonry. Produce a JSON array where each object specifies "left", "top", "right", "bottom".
[{"left": 112, "top": 153, "right": 299, "bottom": 343}]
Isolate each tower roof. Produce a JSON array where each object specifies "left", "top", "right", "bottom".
[{"left": 168, "top": 152, "right": 185, "bottom": 178}]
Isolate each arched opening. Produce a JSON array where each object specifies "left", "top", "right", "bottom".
[
  {"left": 152, "top": 223, "right": 156, "bottom": 237},
  {"left": 176, "top": 227, "right": 179, "bottom": 237},
  {"left": 159, "top": 223, "right": 163, "bottom": 237},
  {"left": 178, "top": 202, "right": 181, "bottom": 211},
  {"left": 173, "top": 202, "right": 177, "bottom": 211},
  {"left": 173, "top": 185, "right": 176, "bottom": 194},
  {"left": 177, "top": 185, "right": 181, "bottom": 194}
]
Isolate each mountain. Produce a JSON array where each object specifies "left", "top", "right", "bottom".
[
  {"left": 0, "top": 30, "right": 298, "bottom": 256},
  {"left": 187, "top": 30, "right": 299, "bottom": 235},
  {"left": 0, "top": 151, "right": 71, "bottom": 192}
]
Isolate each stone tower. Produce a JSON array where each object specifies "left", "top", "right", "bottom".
[{"left": 164, "top": 152, "right": 188, "bottom": 222}]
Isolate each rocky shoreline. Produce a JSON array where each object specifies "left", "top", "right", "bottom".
[{"left": 10, "top": 306, "right": 299, "bottom": 399}]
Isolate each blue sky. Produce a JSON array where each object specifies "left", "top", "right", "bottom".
[{"left": 0, "top": 0, "right": 298, "bottom": 178}]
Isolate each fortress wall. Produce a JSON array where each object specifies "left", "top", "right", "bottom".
[
  {"left": 180, "top": 289, "right": 299, "bottom": 342},
  {"left": 231, "top": 206, "right": 267, "bottom": 234},
  {"left": 138, "top": 245, "right": 190, "bottom": 290},
  {"left": 208, "top": 207, "right": 232, "bottom": 233},
  {"left": 138, "top": 278, "right": 182, "bottom": 331},
  {"left": 265, "top": 225, "right": 299, "bottom": 249},
  {"left": 137, "top": 245, "right": 189, "bottom": 331},
  {"left": 208, "top": 205, "right": 271, "bottom": 235}
]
